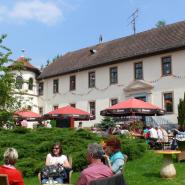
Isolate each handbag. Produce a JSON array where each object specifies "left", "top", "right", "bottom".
[{"left": 41, "top": 164, "right": 66, "bottom": 179}]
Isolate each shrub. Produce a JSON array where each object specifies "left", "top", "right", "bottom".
[
  {"left": 0, "top": 128, "right": 147, "bottom": 177},
  {"left": 72, "top": 151, "right": 87, "bottom": 172},
  {"left": 119, "top": 136, "right": 148, "bottom": 160}
]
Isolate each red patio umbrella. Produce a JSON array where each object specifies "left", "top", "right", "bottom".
[
  {"left": 14, "top": 110, "right": 41, "bottom": 119},
  {"left": 100, "top": 98, "right": 164, "bottom": 117},
  {"left": 44, "top": 105, "right": 94, "bottom": 120}
]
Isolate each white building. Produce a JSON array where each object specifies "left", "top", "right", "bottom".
[
  {"left": 13, "top": 20, "right": 185, "bottom": 127},
  {"left": 12, "top": 56, "right": 40, "bottom": 113}
]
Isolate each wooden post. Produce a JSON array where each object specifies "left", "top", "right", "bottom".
[{"left": 70, "top": 117, "right": 74, "bottom": 128}]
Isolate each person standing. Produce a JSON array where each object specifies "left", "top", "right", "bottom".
[
  {"left": 77, "top": 143, "right": 113, "bottom": 185},
  {"left": 0, "top": 148, "right": 24, "bottom": 185}
]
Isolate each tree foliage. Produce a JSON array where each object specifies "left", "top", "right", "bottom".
[
  {"left": 98, "top": 117, "right": 116, "bottom": 130},
  {"left": 156, "top": 20, "right": 166, "bottom": 28},
  {"left": 178, "top": 93, "right": 185, "bottom": 125},
  {"left": 0, "top": 34, "right": 21, "bottom": 127}
]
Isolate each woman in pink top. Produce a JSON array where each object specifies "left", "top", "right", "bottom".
[{"left": 0, "top": 148, "right": 24, "bottom": 185}]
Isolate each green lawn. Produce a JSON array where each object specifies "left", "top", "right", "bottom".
[
  {"left": 124, "top": 151, "right": 185, "bottom": 185},
  {"left": 25, "top": 151, "right": 185, "bottom": 185}
]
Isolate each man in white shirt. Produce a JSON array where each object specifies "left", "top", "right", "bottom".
[
  {"left": 149, "top": 127, "right": 158, "bottom": 139},
  {"left": 148, "top": 127, "right": 158, "bottom": 149}
]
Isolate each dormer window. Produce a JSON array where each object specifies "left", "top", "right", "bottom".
[{"left": 90, "top": 49, "right": 97, "bottom": 54}]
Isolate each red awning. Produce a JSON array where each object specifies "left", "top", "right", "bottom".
[
  {"left": 45, "top": 106, "right": 94, "bottom": 120},
  {"left": 108, "top": 98, "right": 161, "bottom": 110},
  {"left": 100, "top": 98, "right": 164, "bottom": 116},
  {"left": 14, "top": 110, "right": 41, "bottom": 118}
]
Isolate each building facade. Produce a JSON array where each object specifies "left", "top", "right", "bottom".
[
  {"left": 12, "top": 57, "right": 40, "bottom": 113},
  {"left": 14, "top": 20, "right": 185, "bottom": 127}
]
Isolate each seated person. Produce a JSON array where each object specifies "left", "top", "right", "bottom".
[
  {"left": 160, "top": 127, "right": 168, "bottom": 143},
  {"left": 41, "top": 142, "right": 71, "bottom": 184},
  {"left": 104, "top": 137, "right": 126, "bottom": 174},
  {"left": 112, "top": 125, "right": 121, "bottom": 135},
  {"left": 0, "top": 148, "right": 24, "bottom": 185},
  {"left": 171, "top": 129, "right": 179, "bottom": 150},
  {"left": 77, "top": 143, "right": 113, "bottom": 185},
  {"left": 148, "top": 127, "right": 159, "bottom": 149}
]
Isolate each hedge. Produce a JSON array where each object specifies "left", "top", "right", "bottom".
[{"left": 0, "top": 127, "right": 147, "bottom": 177}]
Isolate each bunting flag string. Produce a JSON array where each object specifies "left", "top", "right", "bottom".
[
  {"left": 148, "top": 73, "right": 185, "bottom": 83},
  {"left": 38, "top": 73, "right": 185, "bottom": 101}
]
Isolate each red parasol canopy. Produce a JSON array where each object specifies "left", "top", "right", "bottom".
[
  {"left": 44, "top": 105, "right": 94, "bottom": 120},
  {"left": 100, "top": 98, "right": 164, "bottom": 116},
  {"left": 14, "top": 110, "right": 41, "bottom": 119}
]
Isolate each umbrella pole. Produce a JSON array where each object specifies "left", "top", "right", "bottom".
[{"left": 70, "top": 117, "right": 74, "bottom": 128}]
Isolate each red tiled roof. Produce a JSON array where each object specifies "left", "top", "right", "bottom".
[
  {"left": 38, "top": 20, "right": 185, "bottom": 80},
  {"left": 18, "top": 56, "right": 36, "bottom": 68},
  {"left": 11, "top": 56, "right": 40, "bottom": 74}
]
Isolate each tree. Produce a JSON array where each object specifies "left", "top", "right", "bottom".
[
  {"left": 98, "top": 117, "right": 115, "bottom": 130},
  {"left": 178, "top": 93, "right": 185, "bottom": 126},
  {"left": 46, "top": 59, "right": 50, "bottom": 67},
  {"left": 156, "top": 20, "right": 166, "bottom": 28},
  {"left": 0, "top": 34, "right": 21, "bottom": 127}
]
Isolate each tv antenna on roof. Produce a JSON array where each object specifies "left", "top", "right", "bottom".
[
  {"left": 128, "top": 9, "right": 139, "bottom": 35},
  {"left": 99, "top": 34, "right": 103, "bottom": 43}
]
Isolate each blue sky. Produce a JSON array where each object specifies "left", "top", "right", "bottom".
[{"left": 0, "top": 0, "right": 185, "bottom": 68}]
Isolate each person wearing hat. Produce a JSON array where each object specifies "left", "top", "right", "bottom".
[
  {"left": 112, "top": 125, "right": 121, "bottom": 135},
  {"left": 103, "top": 137, "right": 126, "bottom": 174}
]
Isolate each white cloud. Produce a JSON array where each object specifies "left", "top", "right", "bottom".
[{"left": 0, "top": 0, "right": 63, "bottom": 25}]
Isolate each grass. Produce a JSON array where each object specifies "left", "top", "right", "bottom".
[
  {"left": 124, "top": 151, "right": 185, "bottom": 185},
  {"left": 25, "top": 151, "right": 185, "bottom": 185}
]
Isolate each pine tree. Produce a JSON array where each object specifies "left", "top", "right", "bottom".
[
  {"left": 178, "top": 93, "right": 185, "bottom": 125},
  {"left": 98, "top": 117, "right": 115, "bottom": 130}
]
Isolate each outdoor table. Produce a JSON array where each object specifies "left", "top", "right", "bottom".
[
  {"left": 155, "top": 150, "right": 181, "bottom": 178},
  {"left": 131, "top": 133, "right": 144, "bottom": 139}
]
